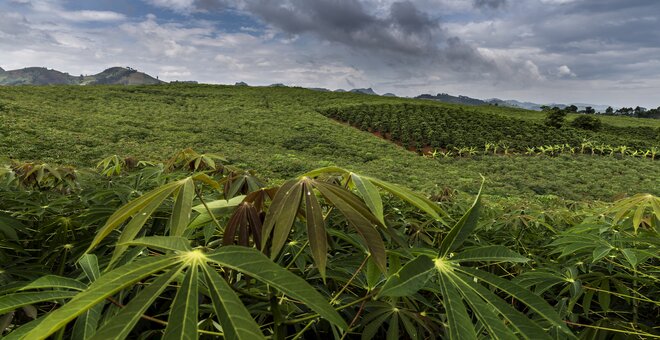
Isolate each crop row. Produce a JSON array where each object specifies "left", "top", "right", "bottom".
[
  {"left": 319, "top": 104, "right": 660, "bottom": 152},
  {"left": 426, "top": 141, "right": 659, "bottom": 160}
]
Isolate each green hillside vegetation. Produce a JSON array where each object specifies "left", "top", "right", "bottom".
[
  {"left": 0, "top": 84, "right": 658, "bottom": 200},
  {"left": 1, "top": 84, "right": 659, "bottom": 339},
  {"left": 320, "top": 103, "right": 659, "bottom": 151}
]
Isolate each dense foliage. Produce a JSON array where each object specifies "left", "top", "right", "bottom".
[
  {"left": 319, "top": 103, "right": 659, "bottom": 152},
  {"left": 1, "top": 85, "right": 658, "bottom": 200},
  {"left": 1, "top": 150, "right": 658, "bottom": 339}
]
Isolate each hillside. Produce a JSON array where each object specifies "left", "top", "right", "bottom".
[
  {"left": 0, "top": 66, "right": 162, "bottom": 85},
  {"left": 0, "top": 84, "right": 658, "bottom": 200}
]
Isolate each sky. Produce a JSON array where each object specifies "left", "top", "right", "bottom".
[{"left": 1, "top": 0, "right": 659, "bottom": 108}]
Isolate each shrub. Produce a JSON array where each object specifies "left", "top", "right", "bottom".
[{"left": 571, "top": 114, "right": 603, "bottom": 131}]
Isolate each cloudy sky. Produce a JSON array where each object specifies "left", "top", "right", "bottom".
[{"left": 1, "top": 0, "right": 659, "bottom": 107}]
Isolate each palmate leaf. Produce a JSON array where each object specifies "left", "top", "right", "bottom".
[
  {"left": 313, "top": 180, "right": 388, "bottom": 273},
  {"left": 163, "top": 264, "right": 199, "bottom": 340},
  {"left": 73, "top": 254, "right": 103, "bottom": 340},
  {"left": 457, "top": 267, "right": 574, "bottom": 338},
  {"left": 19, "top": 275, "right": 88, "bottom": 291},
  {"left": 22, "top": 254, "right": 181, "bottom": 339},
  {"left": 201, "top": 263, "right": 265, "bottom": 340},
  {"left": 90, "top": 264, "right": 186, "bottom": 340},
  {"left": 451, "top": 245, "right": 529, "bottom": 263},
  {"left": 206, "top": 246, "right": 347, "bottom": 329},
  {"left": 350, "top": 173, "right": 385, "bottom": 225},
  {"left": 189, "top": 195, "right": 245, "bottom": 230},
  {"left": 0, "top": 291, "right": 76, "bottom": 315},
  {"left": 303, "top": 180, "right": 328, "bottom": 279},
  {"left": 364, "top": 176, "right": 446, "bottom": 223},
  {"left": 452, "top": 271, "right": 552, "bottom": 340},
  {"left": 170, "top": 177, "right": 195, "bottom": 237},
  {"left": 121, "top": 236, "right": 192, "bottom": 252},
  {"left": 261, "top": 180, "right": 303, "bottom": 259},
  {"left": 85, "top": 179, "right": 183, "bottom": 254},
  {"left": 377, "top": 255, "right": 434, "bottom": 298},
  {"left": 301, "top": 167, "right": 447, "bottom": 222},
  {"left": 438, "top": 273, "right": 477, "bottom": 340}
]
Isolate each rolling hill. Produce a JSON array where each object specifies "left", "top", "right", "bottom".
[
  {"left": 0, "top": 84, "right": 657, "bottom": 200},
  {"left": 0, "top": 66, "right": 162, "bottom": 86}
]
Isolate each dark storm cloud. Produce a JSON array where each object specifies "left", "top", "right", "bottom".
[
  {"left": 244, "top": 0, "right": 441, "bottom": 54},
  {"left": 473, "top": 0, "right": 506, "bottom": 9}
]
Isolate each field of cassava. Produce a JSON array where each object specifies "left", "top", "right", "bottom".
[{"left": 0, "top": 84, "right": 658, "bottom": 339}]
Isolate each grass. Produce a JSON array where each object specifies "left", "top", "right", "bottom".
[{"left": 0, "top": 84, "right": 658, "bottom": 201}]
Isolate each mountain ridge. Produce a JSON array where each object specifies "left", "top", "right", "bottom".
[{"left": 0, "top": 66, "right": 162, "bottom": 86}]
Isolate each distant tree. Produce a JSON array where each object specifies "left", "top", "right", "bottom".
[
  {"left": 634, "top": 106, "right": 646, "bottom": 116},
  {"left": 605, "top": 106, "right": 614, "bottom": 114},
  {"left": 571, "top": 115, "right": 602, "bottom": 131},
  {"left": 584, "top": 106, "right": 595, "bottom": 114},
  {"left": 544, "top": 108, "right": 567, "bottom": 128},
  {"left": 566, "top": 105, "right": 578, "bottom": 113}
]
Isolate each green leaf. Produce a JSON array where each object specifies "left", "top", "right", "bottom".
[
  {"left": 200, "top": 263, "right": 265, "bottom": 340},
  {"left": 261, "top": 180, "right": 303, "bottom": 259},
  {"left": 439, "top": 179, "right": 483, "bottom": 257},
  {"left": 303, "top": 181, "right": 327, "bottom": 279},
  {"left": 121, "top": 236, "right": 192, "bottom": 252},
  {"left": 365, "top": 176, "right": 446, "bottom": 223},
  {"left": 189, "top": 195, "right": 245, "bottom": 230},
  {"left": 592, "top": 246, "right": 612, "bottom": 263},
  {"left": 377, "top": 255, "right": 434, "bottom": 298},
  {"left": 620, "top": 248, "right": 638, "bottom": 268},
  {"left": 23, "top": 254, "right": 181, "bottom": 339},
  {"left": 73, "top": 254, "right": 104, "bottom": 340},
  {"left": 599, "top": 280, "right": 611, "bottom": 312},
  {"left": 109, "top": 187, "right": 178, "bottom": 267},
  {"left": 85, "top": 179, "right": 182, "bottom": 254},
  {"left": 72, "top": 300, "right": 104, "bottom": 340},
  {"left": 300, "top": 166, "right": 348, "bottom": 178},
  {"left": 450, "top": 272, "right": 517, "bottom": 339},
  {"left": 365, "top": 256, "right": 382, "bottom": 291},
  {"left": 457, "top": 267, "right": 573, "bottom": 337},
  {"left": 450, "top": 245, "right": 529, "bottom": 263},
  {"left": 351, "top": 173, "right": 385, "bottom": 225},
  {"left": 170, "top": 177, "right": 194, "bottom": 237},
  {"left": 78, "top": 254, "right": 101, "bottom": 282},
  {"left": 438, "top": 273, "right": 477, "bottom": 340},
  {"left": 91, "top": 265, "right": 185, "bottom": 340},
  {"left": 163, "top": 265, "right": 199, "bottom": 340},
  {"left": 206, "top": 246, "right": 347, "bottom": 329},
  {"left": 0, "top": 291, "right": 76, "bottom": 315},
  {"left": 20, "top": 275, "right": 88, "bottom": 291},
  {"left": 454, "top": 272, "right": 552, "bottom": 340},
  {"left": 313, "top": 180, "right": 387, "bottom": 273}
]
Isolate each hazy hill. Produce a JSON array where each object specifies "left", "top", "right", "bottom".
[
  {"left": 0, "top": 66, "right": 162, "bottom": 86},
  {"left": 416, "top": 93, "right": 487, "bottom": 106},
  {"left": 350, "top": 88, "right": 378, "bottom": 95}
]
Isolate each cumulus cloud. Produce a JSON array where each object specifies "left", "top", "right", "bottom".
[{"left": 556, "top": 65, "right": 576, "bottom": 78}]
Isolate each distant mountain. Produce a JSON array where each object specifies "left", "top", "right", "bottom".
[
  {"left": 350, "top": 88, "right": 378, "bottom": 95},
  {"left": 382, "top": 93, "right": 397, "bottom": 97},
  {"left": 416, "top": 93, "right": 487, "bottom": 106},
  {"left": 234, "top": 81, "right": 248, "bottom": 86},
  {"left": 0, "top": 66, "right": 162, "bottom": 86},
  {"left": 487, "top": 98, "right": 612, "bottom": 112},
  {"left": 307, "top": 87, "right": 331, "bottom": 92}
]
